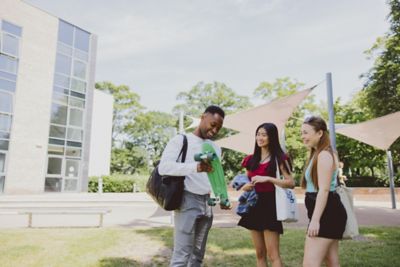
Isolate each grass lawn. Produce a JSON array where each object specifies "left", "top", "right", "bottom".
[{"left": 0, "top": 226, "right": 398, "bottom": 267}]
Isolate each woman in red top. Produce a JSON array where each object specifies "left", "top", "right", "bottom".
[{"left": 238, "top": 123, "right": 295, "bottom": 267}]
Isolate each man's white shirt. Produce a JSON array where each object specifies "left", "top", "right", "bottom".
[{"left": 158, "top": 133, "right": 221, "bottom": 195}]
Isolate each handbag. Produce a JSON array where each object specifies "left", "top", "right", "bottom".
[
  {"left": 146, "top": 135, "right": 188, "bottom": 211},
  {"left": 274, "top": 159, "right": 298, "bottom": 222},
  {"left": 336, "top": 185, "right": 359, "bottom": 239}
]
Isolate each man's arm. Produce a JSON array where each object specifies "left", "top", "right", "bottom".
[{"left": 158, "top": 135, "right": 198, "bottom": 176}]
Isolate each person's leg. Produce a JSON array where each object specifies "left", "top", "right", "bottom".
[
  {"left": 303, "top": 236, "right": 335, "bottom": 267},
  {"left": 324, "top": 240, "right": 340, "bottom": 267},
  {"left": 251, "top": 230, "right": 267, "bottom": 267},
  {"left": 169, "top": 212, "right": 195, "bottom": 267},
  {"left": 189, "top": 214, "right": 213, "bottom": 267},
  {"left": 263, "top": 230, "right": 282, "bottom": 267}
]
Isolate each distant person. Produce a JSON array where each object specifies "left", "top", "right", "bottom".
[
  {"left": 300, "top": 116, "right": 347, "bottom": 267},
  {"left": 238, "top": 123, "right": 295, "bottom": 267},
  {"left": 158, "top": 105, "right": 225, "bottom": 267},
  {"left": 338, "top": 161, "right": 348, "bottom": 186}
]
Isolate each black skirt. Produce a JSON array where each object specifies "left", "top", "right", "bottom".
[
  {"left": 238, "top": 191, "right": 283, "bottom": 234},
  {"left": 305, "top": 192, "right": 347, "bottom": 240}
]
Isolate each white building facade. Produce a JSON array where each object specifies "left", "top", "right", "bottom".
[{"left": 0, "top": 0, "right": 108, "bottom": 194}]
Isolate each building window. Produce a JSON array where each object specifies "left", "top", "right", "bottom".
[
  {"left": 0, "top": 20, "right": 21, "bottom": 193},
  {"left": 45, "top": 19, "right": 91, "bottom": 192}
]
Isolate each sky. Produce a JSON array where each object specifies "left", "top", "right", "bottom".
[{"left": 26, "top": 0, "right": 390, "bottom": 113}]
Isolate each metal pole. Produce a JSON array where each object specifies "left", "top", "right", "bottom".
[
  {"left": 179, "top": 110, "right": 184, "bottom": 134},
  {"left": 326, "top": 73, "right": 337, "bottom": 150},
  {"left": 387, "top": 150, "right": 397, "bottom": 209}
]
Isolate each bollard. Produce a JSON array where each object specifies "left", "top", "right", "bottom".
[
  {"left": 133, "top": 183, "right": 137, "bottom": 193},
  {"left": 98, "top": 177, "right": 103, "bottom": 194}
]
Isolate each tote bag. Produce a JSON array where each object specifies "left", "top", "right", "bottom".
[
  {"left": 146, "top": 135, "right": 187, "bottom": 211},
  {"left": 275, "top": 160, "right": 298, "bottom": 222},
  {"left": 336, "top": 185, "right": 359, "bottom": 239}
]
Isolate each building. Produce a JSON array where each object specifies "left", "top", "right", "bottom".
[{"left": 0, "top": 0, "right": 112, "bottom": 194}]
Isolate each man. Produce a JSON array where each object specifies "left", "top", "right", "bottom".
[{"left": 158, "top": 105, "right": 225, "bottom": 267}]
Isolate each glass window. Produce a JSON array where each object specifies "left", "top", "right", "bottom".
[
  {"left": 0, "top": 70, "right": 16, "bottom": 81},
  {"left": 0, "top": 140, "right": 8, "bottom": 150},
  {"left": 64, "top": 179, "right": 78, "bottom": 191},
  {"left": 74, "top": 28, "right": 90, "bottom": 52},
  {"left": 0, "top": 176, "right": 4, "bottom": 193},
  {"left": 0, "top": 78, "right": 16, "bottom": 92},
  {"left": 2, "top": 33, "right": 19, "bottom": 57},
  {"left": 2, "top": 21, "right": 22, "bottom": 37},
  {"left": 70, "top": 91, "right": 85, "bottom": 99},
  {"left": 57, "top": 42, "right": 73, "bottom": 56},
  {"left": 0, "top": 54, "right": 18, "bottom": 73},
  {"left": 71, "top": 78, "right": 86, "bottom": 93},
  {"left": 0, "top": 114, "right": 11, "bottom": 132},
  {"left": 66, "top": 141, "right": 81, "bottom": 147},
  {"left": 52, "top": 92, "right": 68, "bottom": 105},
  {"left": 0, "top": 92, "right": 12, "bottom": 113},
  {"left": 55, "top": 53, "right": 71, "bottom": 75},
  {"left": 66, "top": 147, "right": 81, "bottom": 157},
  {"left": 45, "top": 177, "right": 62, "bottom": 192},
  {"left": 74, "top": 49, "right": 88, "bottom": 62},
  {"left": 47, "top": 157, "right": 62, "bottom": 175},
  {"left": 65, "top": 159, "right": 79, "bottom": 177},
  {"left": 58, "top": 20, "right": 73, "bottom": 46},
  {"left": 0, "top": 153, "right": 5, "bottom": 172},
  {"left": 73, "top": 60, "right": 86, "bottom": 79},
  {"left": 69, "top": 108, "right": 83, "bottom": 127},
  {"left": 50, "top": 103, "right": 67, "bottom": 125},
  {"left": 53, "top": 86, "right": 69, "bottom": 95},
  {"left": 49, "top": 138, "right": 65, "bottom": 146},
  {"left": 48, "top": 145, "right": 64, "bottom": 155},
  {"left": 49, "top": 125, "right": 66, "bottom": 139},
  {"left": 67, "top": 128, "right": 82, "bottom": 141},
  {"left": 0, "top": 131, "right": 9, "bottom": 139},
  {"left": 54, "top": 73, "right": 70, "bottom": 88},
  {"left": 69, "top": 97, "right": 85, "bottom": 108}
]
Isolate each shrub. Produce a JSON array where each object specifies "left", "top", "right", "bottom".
[{"left": 88, "top": 173, "right": 149, "bottom": 193}]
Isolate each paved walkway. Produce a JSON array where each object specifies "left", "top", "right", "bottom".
[{"left": 0, "top": 192, "right": 399, "bottom": 228}]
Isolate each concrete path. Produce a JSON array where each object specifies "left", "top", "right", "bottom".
[{"left": 0, "top": 192, "right": 398, "bottom": 228}]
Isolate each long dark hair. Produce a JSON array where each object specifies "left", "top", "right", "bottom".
[
  {"left": 301, "top": 116, "right": 335, "bottom": 190},
  {"left": 246, "top": 123, "right": 292, "bottom": 177}
]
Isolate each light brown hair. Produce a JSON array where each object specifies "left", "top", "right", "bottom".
[{"left": 301, "top": 116, "right": 335, "bottom": 190}]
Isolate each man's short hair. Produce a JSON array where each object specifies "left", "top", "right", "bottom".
[{"left": 204, "top": 105, "right": 225, "bottom": 118}]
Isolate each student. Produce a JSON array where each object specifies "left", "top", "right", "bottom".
[
  {"left": 158, "top": 105, "right": 225, "bottom": 267},
  {"left": 238, "top": 123, "right": 295, "bottom": 267},
  {"left": 301, "top": 116, "right": 347, "bottom": 267}
]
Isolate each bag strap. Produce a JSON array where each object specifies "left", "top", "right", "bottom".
[
  {"left": 176, "top": 134, "right": 188, "bottom": 163},
  {"left": 275, "top": 159, "right": 282, "bottom": 180}
]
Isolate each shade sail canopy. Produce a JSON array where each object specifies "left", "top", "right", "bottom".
[
  {"left": 336, "top": 111, "right": 400, "bottom": 150},
  {"left": 216, "top": 87, "right": 314, "bottom": 154}
]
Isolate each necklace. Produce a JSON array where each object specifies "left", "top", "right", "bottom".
[{"left": 260, "top": 154, "right": 270, "bottom": 163}]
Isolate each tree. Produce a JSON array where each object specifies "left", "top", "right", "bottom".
[
  {"left": 361, "top": 0, "right": 400, "bottom": 177},
  {"left": 95, "top": 81, "right": 144, "bottom": 146},
  {"left": 126, "top": 111, "right": 177, "bottom": 164},
  {"left": 173, "top": 81, "right": 252, "bottom": 116},
  {"left": 362, "top": 0, "right": 400, "bottom": 117}
]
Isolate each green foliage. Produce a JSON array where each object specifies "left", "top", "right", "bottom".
[
  {"left": 221, "top": 148, "right": 246, "bottom": 181},
  {"left": 173, "top": 81, "right": 252, "bottom": 116},
  {"left": 88, "top": 174, "right": 148, "bottom": 193},
  {"left": 361, "top": 0, "right": 400, "bottom": 168},
  {"left": 254, "top": 77, "right": 304, "bottom": 101},
  {"left": 110, "top": 145, "right": 148, "bottom": 174},
  {"left": 126, "top": 111, "right": 177, "bottom": 164}
]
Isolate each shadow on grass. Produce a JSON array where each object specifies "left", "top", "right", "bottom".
[{"left": 98, "top": 257, "right": 142, "bottom": 267}]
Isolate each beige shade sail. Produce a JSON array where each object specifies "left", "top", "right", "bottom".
[
  {"left": 216, "top": 87, "right": 315, "bottom": 154},
  {"left": 336, "top": 111, "right": 400, "bottom": 151}
]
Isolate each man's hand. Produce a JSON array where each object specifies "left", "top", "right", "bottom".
[
  {"left": 197, "top": 161, "right": 213, "bottom": 173},
  {"left": 220, "top": 203, "right": 232, "bottom": 210}
]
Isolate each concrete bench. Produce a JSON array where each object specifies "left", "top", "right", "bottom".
[{"left": 1, "top": 209, "right": 111, "bottom": 228}]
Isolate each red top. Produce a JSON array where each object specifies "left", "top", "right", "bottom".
[{"left": 242, "top": 154, "right": 288, "bottom": 193}]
